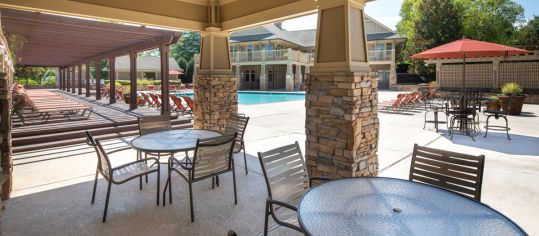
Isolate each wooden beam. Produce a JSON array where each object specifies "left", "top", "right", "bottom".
[
  {"left": 78, "top": 64, "right": 82, "bottom": 95},
  {"left": 109, "top": 57, "right": 116, "bottom": 104},
  {"left": 85, "top": 63, "right": 91, "bottom": 97},
  {"left": 129, "top": 52, "right": 137, "bottom": 110},
  {"left": 59, "top": 68, "right": 63, "bottom": 90},
  {"left": 66, "top": 67, "right": 70, "bottom": 91},
  {"left": 71, "top": 66, "right": 76, "bottom": 93},
  {"left": 95, "top": 60, "right": 101, "bottom": 100},
  {"left": 160, "top": 44, "right": 170, "bottom": 114}
]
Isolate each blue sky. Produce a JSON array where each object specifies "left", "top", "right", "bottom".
[{"left": 283, "top": 0, "right": 539, "bottom": 31}]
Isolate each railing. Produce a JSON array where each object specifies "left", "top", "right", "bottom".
[
  {"left": 368, "top": 49, "right": 395, "bottom": 62},
  {"left": 226, "top": 49, "right": 313, "bottom": 64}
]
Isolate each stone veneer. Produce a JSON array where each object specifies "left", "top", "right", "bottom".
[
  {"left": 193, "top": 76, "right": 238, "bottom": 132},
  {"left": 305, "top": 71, "right": 379, "bottom": 178}
]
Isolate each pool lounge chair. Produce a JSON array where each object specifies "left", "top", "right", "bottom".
[{"left": 170, "top": 95, "right": 192, "bottom": 118}]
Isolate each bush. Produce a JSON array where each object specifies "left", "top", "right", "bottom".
[
  {"left": 501, "top": 83, "right": 523, "bottom": 96},
  {"left": 137, "top": 79, "right": 152, "bottom": 86},
  {"left": 43, "top": 77, "right": 56, "bottom": 86},
  {"left": 117, "top": 80, "right": 131, "bottom": 86}
]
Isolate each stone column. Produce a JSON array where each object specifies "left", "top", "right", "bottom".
[
  {"left": 194, "top": 27, "right": 238, "bottom": 132},
  {"left": 306, "top": 0, "right": 379, "bottom": 178},
  {"left": 109, "top": 57, "right": 116, "bottom": 104},
  {"left": 260, "top": 64, "right": 268, "bottom": 90},
  {"left": 294, "top": 64, "right": 302, "bottom": 90},
  {"left": 85, "top": 63, "right": 91, "bottom": 97},
  {"left": 389, "top": 62, "right": 397, "bottom": 89},
  {"left": 285, "top": 63, "right": 294, "bottom": 91},
  {"left": 77, "top": 65, "right": 83, "bottom": 95}
]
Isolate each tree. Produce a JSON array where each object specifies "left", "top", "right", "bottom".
[
  {"left": 400, "top": 0, "right": 462, "bottom": 77},
  {"left": 170, "top": 32, "right": 200, "bottom": 82},
  {"left": 515, "top": 16, "right": 539, "bottom": 50},
  {"left": 456, "top": 0, "right": 524, "bottom": 45}
]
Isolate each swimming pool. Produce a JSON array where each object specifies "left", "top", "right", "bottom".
[{"left": 178, "top": 91, "right": 305, "bottom": 105}]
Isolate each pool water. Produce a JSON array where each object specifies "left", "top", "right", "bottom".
[{"left": 178, "top": 92, "right": 305, "bottom": 105}]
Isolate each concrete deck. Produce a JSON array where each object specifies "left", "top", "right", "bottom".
[{"left": 2, "top": 91, "right": 538, "bottom": 235}]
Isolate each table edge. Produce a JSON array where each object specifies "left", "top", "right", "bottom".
[{"left": 129, "top": 129, "right": 222, "bottom": 153}]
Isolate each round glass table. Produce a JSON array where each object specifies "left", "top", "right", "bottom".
[
  {"left": 130, "top": 129, "right": 222, "bottom": 153},
  {"left": 298, "top": 177, "right": 527, "bottom": 236}
]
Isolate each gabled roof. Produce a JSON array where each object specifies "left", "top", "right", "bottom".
[
  {"left": 115, "top": 56, "right": 182, "bottom": 72},
  {"left": 230, "top": 14, "right": 405, "bottom": 48}
]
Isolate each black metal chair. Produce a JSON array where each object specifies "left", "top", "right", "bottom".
[
  {"left": 163, "top": 133, "right": 238, "bottom": 222},
  {"left": 410, "top": 143, "right": 485, "bottom": 201},
  {"left": 224, "top": 114, "right": 250, "bottom": 174},
  {"left": 484, "top": 96, "right": 512, "bottom": 140},
  {"left": 423, "top": 101, "right": 448, "bottom": 133},
  {"left": 85, "top": 131, "right": 160, "bottom": 222},
  {"left": 257, "top": 142, "right": 329, "bottom": 235},
  {"left": 448, "top": 96, "right": 480, "bottom": 141}
]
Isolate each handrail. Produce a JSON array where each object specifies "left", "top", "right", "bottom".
[
  {"left": 368, "top": 49, "right": 395, "bottom": 62},
  {"left": 195, "top": 49, "right": 314, "bottom": 64}
]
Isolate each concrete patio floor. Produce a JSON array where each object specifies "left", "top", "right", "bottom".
[{"left": 2, "top": 91, "right": 538, "bottom": 235}]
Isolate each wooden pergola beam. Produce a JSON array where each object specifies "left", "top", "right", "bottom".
[
  {"left": 85, "top": 63, "right": 90, "bottom": 97},
  {"left": 129, "top": 52, "right": 137, "bottom": 110},
  {"left": 77, "top": 64, "right": 82, "bottom": 95},
  {"left": 109, "top": 57, "right": 116, "bottom": 104}
]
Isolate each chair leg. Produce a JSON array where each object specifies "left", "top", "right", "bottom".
[
  {"left": 243, "top": 141, "right": 248, "bottom": 175},
  {"left": 145, "top": 153, "right": 149, "bottom": 183},
  {"left": 484, "top": 116, "right": 491, "bottom": 138},
  {"left": 91, "top": 170, "right": 99, "bottom": 204},
  {"left": 156, "top": 165, "right": 160, "bottom": 206},
  {"left": 232, "top": 166, "right": 237, "bottom": 205},
  {"left": 503, "top": 116, "right": 511, "bottom": 140},
  {"left": 102, "top": 181, "right": 112, "bottom": 222},
  {"left": 423, "top": 111, "right": 428, "bottom": 129},
  {"left": 212, "top": 177, "right": 215, "bottom": 189},
  {"left": 168, "top": 160, "right": 173, "bottom": 204},
  {"left": 189, "top": 181, "right": 194, "bottom": 222},
  {"left": 263, "top": 201, "right": 270, "bottom": 236},
  {"left": 163, "top": 177, "right": 169, "bottom": 206}
]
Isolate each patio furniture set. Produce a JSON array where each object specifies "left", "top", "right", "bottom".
[
  {"left": 85, "top": 111, "right": 526, "bottom": 235},
  {"left": 11, "top": 84, "right": 92, "bottom": 125},
  {"left": 422, "top": 90, "right": 513, "bottom": 141}
]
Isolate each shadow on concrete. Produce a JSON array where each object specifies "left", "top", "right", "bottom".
[{"left": 442, "top": 132, "right": 539, "bottom": 156}]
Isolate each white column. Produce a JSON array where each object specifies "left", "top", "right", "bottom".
[
  {"left": 260, "top": 64, "right": 268, "bottom": 90},
  {"left": 286, "top": 63, "right": 294, "bottom": 91},
  {"left": 389, "top": 62, "right": 397, "bottom": 89},
  {"left": 294, "top": 64, "right": 302, "bottom": 90}
]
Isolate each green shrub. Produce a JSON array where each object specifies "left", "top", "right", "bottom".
[
  {"left": 43, "top": 77, "right": 56, "bottom": 86},
  {"left": 137, "top": 79, "right": 151, "bottom": 86},
  {"left": 152, "top": 80, "right": 162, "bottom": 86},
  {"left": 501, "top": 83, "right": 523, "bottom": 96},
  {"left": 26, "top": 79, "right": 39, "bottom": 86},
  {"left": 117, "top": 80, "right": 131, "bottom": 86},
  {"left": 488, "top": 96, "right": 499, "bottom": 102}
]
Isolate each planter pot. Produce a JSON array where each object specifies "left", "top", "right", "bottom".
[
  {"left": 498, "top": 95, "right": 527, "bottom": 115},
  {"left": 486, "top": 102, "right": 501, "bottom": 111}
]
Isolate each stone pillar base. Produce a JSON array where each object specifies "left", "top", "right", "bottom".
[
  {"left": 389, "top": 63, "right": 397, "bottom": 90},
  {"left": 193, "top": 75, "right": 238, "bottom": 132},
  {"left": 305, "top": 71, "right": 379, "bottom": 178}
]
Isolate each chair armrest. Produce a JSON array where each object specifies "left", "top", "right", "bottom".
[
  {"left": 267, "top": 198, "right": 297, "bottom": 212},
  {"left": 106, "top": 146, "right": 134, "bottom": 155},
  {"left": 309, "top": 176, "right": 331, "bottom": 186},
  {"left": 171, "top": 157, "right": 193, "bottom": 170},
  {"left": 112, "top": 157, "right": 159, "bottom": 171}
]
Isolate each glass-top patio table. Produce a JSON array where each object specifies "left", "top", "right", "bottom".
[
  {"left": 130, "top": 129, "right": 222, "bottom": 153},
  {"left": 298, "top": 177, "right": 527, "bottom": 236}
]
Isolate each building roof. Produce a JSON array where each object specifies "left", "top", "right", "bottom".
[
  {"left": 230, "top": 14, "right": 405, "bottom": 48},
  {"left": 115, "top": 56, "right": 182, "bottom": 72}
]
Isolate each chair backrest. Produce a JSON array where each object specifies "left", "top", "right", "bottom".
[
  {"left": 85, "top": 131, "right": 112, "bottom": 180},
  {"left": 257, "top": 142, "right": 310, "bottom": 206},
  {"left": 409, "top": 144, "right": 485, "bottom": 201},
  {"left": 170, "top": 95, "right": 187, "bottom": 110},
  {"left": 182, "top": 96, "right": 194, "bottom": 109},
  {"left": 192, "top": 133, "right": 237, "bottom": 181},
  {"left": 138, "top": 115, "right": 171, "bottom": 136},
  {"left": 224, "top": 114, "right": 249, "bottom": 151},
  {"left": 149, "top": 93, "right": 162, "bottom": 106}
]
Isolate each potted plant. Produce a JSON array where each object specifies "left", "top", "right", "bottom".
[
  {"left": 485, "top": 96, "right": 501, "bottom": 111},
  {"left": 498, "top": 82, "right": 526, "bottom": 115}
]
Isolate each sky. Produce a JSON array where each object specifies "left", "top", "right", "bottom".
[{"left": 282, "top": 0, "right": 539, "bottom": 31}]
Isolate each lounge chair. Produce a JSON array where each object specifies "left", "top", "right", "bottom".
[
  {"left": 149, "top": 93, "right": 162, "bottom": 111},
  {"left": 181, "top": 96, "right": 194, "bottom": 113},
  {"left": 170, "top": 95, "right": 192, "bottom": 118}
]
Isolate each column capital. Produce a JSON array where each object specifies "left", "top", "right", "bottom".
[
  {"left": 312, "top": 0, "right": 370, "bottom": 73},
  {"left": 198, "top": 27, "right": 233, "bottom": 76}
]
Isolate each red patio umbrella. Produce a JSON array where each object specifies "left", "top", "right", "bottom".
[{"left": 411, "top": 38, "right": 529, "bottom": 88}]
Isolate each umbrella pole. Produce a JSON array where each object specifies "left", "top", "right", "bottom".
[{"left": 462, "top": 54, "right": 466, "bottom": 89}]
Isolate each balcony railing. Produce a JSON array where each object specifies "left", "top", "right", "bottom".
[
  {"left": 195, "top": 49, "right": 313, "bottom": 65},
  {"left": 368, "top": 49, "right": 395, "bottom": 62}
]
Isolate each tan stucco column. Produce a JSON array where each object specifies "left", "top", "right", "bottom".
[
  {"left": 194, "top": 27, "right": 238, "bottom": 132},
  {"left": 285, "top": 62, "right": 294, "bottom": 90},
  {"left": 260, "top": 64, "right": 268, "bottom": 90},
  {"left": 306, "top": 0, "right": 379, "bottom": 178},
  {"left": 294, "top": 64, "right": 302, "bottom": 90},
  {"left": 389, "top": 62, "right": 397, "bottom": 89}
]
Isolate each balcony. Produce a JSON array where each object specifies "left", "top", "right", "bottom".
[
  {"left": 195, "top": 49, "right": 314, "bottom": 66},
  {"left": 368, "top": 49, "right": 395, "bottom": 63}
]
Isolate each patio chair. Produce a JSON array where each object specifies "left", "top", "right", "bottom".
[
  {"left": 409, "top": 144, "right": 485, "bottom": 201},
  {"left": 378, "top": 93, "right": 406, "bottom": 112},
  {"left": 181, "top": 96, "right": 195, "bottom": 113},
  {"left": 224, "top": 114, "right": 250, "bottom": 174},
  {"left": 484, "top": 96, "right": 513, "bottom": 140},
  {"left": 140, "top": 93, "right": 155, "bottom": 109},
  {"left": 149, "top": 93, "right": 162, "bottom": 111},
  {"left": 257, "top": 142, "right": 330, "bottom": 235},
  {"left": 170, "top": 95, "right": 192, "bottom": 118},
  {"left": 163, "top": 133, "right": 238, "bottom": 222},
  {"left": 85, "top": 131, "right": 160, "bottom": 222}
]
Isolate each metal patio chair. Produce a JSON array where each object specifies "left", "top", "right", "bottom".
[
  {"left": 257, "top": 142, "right": 329, "bottom": 235},
  {"left": 163, "top": 133, "right": 238, "bottom": 222},
  {"left": 224, "top": 114, "right": 250, "bottom": 174},
  {"left": 484, "top": 96, "right": 513, "bottom": 140},
  {"left": 85, "top": 131, "right": 160, "bottom": 222},
  {"left": 409, "top": 143, "right": 485, "bottom": 201}
]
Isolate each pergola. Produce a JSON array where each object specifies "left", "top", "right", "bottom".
[
  {"left": 0, "top": 0, "right": 379, "bottom": 200},
  {"left": 1, "top": 8, "right": 181, "bottom": 110}
]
